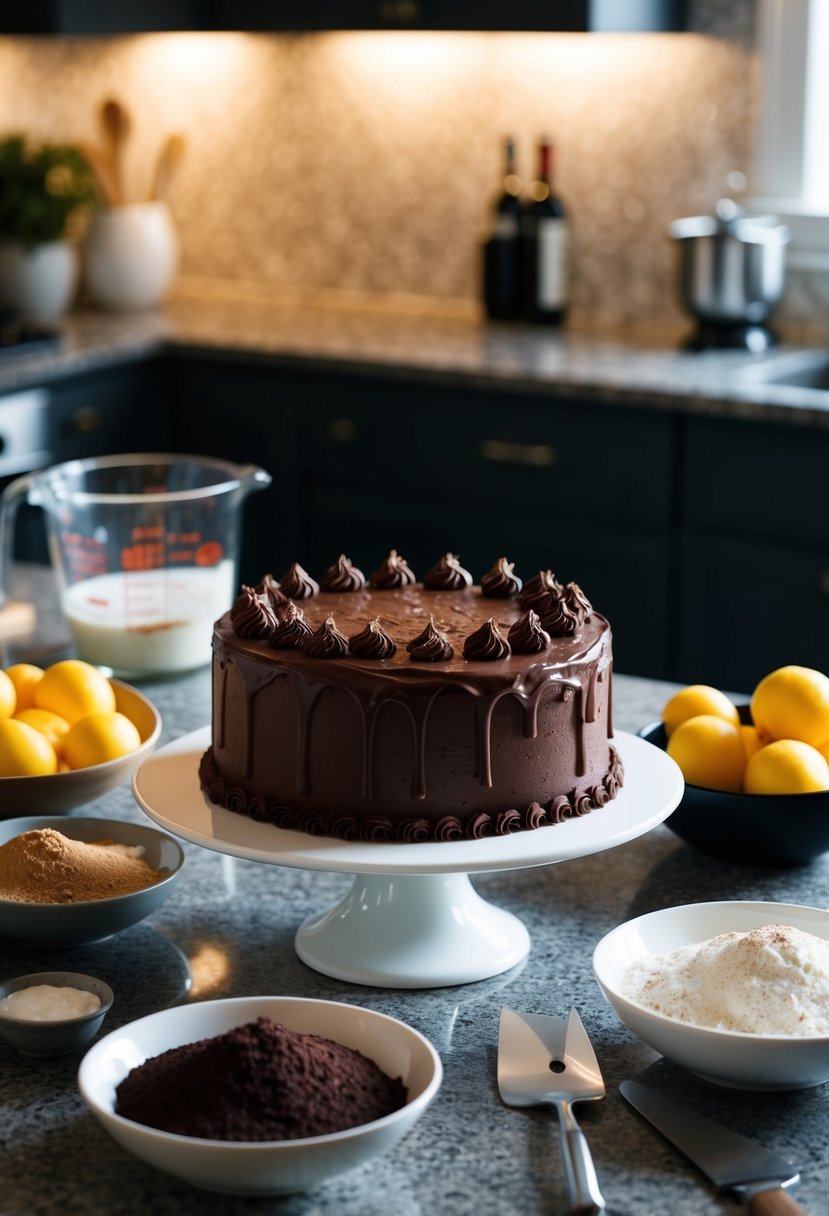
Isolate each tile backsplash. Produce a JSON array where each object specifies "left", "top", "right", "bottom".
[{"left": 0, "top": 1, "right": 773, "bottom": 329}]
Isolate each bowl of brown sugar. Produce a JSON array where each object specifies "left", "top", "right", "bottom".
[{"left": 0, "top": 816, "right": 185, "bottom": 947}]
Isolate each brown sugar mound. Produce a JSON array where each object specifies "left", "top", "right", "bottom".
[
  {"left": 0, "top": 827, "right": 162, "bottom": 903},
  {"left": 115, "top": 1016, "right": 408, "bottom": 1141}
]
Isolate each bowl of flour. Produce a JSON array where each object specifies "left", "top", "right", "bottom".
[{"left": 593, "top": 900, "right": 829, "bottom": 1090}]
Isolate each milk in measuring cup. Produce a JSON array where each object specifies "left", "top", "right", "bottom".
[{"left": 63, "top": 562, "right": 235, "bottom": 675}]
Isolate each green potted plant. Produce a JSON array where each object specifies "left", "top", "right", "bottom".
[{"left": 0, "top": 135, "right": 97, "bottom": 321}]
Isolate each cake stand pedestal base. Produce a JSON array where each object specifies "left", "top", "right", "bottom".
[{"left": 295, "top": 872, "right": 530, "bottom": 989}]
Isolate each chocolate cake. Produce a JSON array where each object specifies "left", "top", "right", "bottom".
[{"left": 200, "top": 552, "right": 623, "bottom": 843}]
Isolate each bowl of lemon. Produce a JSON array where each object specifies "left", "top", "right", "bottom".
[
  {"left": 639, "top": 665, "right": 829, "bottom": 867},
  {"left": 0, "top": 660, "right": 161, "bottom": 817}
]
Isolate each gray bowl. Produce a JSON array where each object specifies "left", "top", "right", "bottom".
[
  {"left": 0, "top": 971, "right": 114, "bottom": 1056},
  {"left": 0, "top": 817, "right": 185, "bottom": 947}
]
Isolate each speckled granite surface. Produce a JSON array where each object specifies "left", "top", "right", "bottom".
[
  {"left": 1, "top": 283, "right": 828, "bottom": 428},
  {"left": 1, "top": 567, "right": 829, "bottom": 1214}
]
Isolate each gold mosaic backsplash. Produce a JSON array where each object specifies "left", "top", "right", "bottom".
[{"left": 0, "top": 7, "right": 758, "bottom": 325}]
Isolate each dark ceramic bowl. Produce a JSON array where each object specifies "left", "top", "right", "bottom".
[
  {"left": 639, "top": 706, "right": 829, "bottom": 867},
  {"left": 0, "top": 816, "right": 185, "bottom": 946},
  {"left": 0, "top": 971, "right": 113, "bottom": 1056}
]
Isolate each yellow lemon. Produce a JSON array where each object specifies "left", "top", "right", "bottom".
[
  {"left": 666, "top": 714, "right": 746, "bottom": 792},
  {"left": 744, "top": 739, "right": 829, "bottom": 794},
  {"left": 750, "top": 665, "right": 829, "bottom": 749},
  {"left": 741, "top": 724, "right": 763, "bottom": 762},
  {"left": 0, "top": 718, "right": 58, "bottom": 776},
  {"left": 820, "top": 740, "right": 829, "bottom": 767},
  {"left": 62, "top": 711, "right": 141, "bottom": 770},
  {"left": 0, "top": 669, "right": 16, "bottom": 719},
  {"left": 4, "top": 663, "right": 44, "bottom": 713},
  {"left": 661, "top": 685, "right": 740, "bottom": 738},
  {"left": 34, "top": 660, "right": 116, "bottom": 725},
  {"left": 15, "top": 708, "right": 70, "bottom": 755}
]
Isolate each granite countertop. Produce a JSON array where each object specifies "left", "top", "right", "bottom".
[
  {"left": 1, "top": 281, "right": 828, "bottom": 426},
  {"left": 2, "top": 566, "right": 829, "bottom": 1215}
]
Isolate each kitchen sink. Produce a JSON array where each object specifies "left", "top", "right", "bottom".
[{"left": 741, "top": 348, "right": 829, "bottom": 392}]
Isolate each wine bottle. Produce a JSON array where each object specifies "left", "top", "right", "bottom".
[
  {"left": 482, "top": 137, "right": 523, "bottom": 321},
  {"left": 522, "top": 138, "right": 568, "bottom": 325}
]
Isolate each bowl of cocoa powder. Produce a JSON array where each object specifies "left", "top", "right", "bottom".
[
  {"left": 78, "top": 995, "right": 442, "bottom": 1196},
  {"left": 0, "top": 816, "right": 185, "bottom": 946}
]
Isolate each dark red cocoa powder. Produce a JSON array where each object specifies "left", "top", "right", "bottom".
[{"left": 114, "top": 1016, "right": 408, "bottom": 1141}]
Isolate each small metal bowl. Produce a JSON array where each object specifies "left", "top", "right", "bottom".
[{"left": 0, "top": 971, "right": 114, "bottom": 1057}]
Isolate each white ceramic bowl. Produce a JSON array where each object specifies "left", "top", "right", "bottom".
[
  {"left": 0, "top": 816, "right": 185, "bottom": 947},
  {"left": 78, "top": 995, "right": 442, "bottom": 1196},
  {"left": 593, "top": 900, "right": 829, "bottom": 1091},
  {"left": 0, "top": 680, "right": 161, "bottom": 818}
]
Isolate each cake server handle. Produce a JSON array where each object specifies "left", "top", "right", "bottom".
[{"left": 555, "top": 1099, "right": 605, "bottom": 1214}]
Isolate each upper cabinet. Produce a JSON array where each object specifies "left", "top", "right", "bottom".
[
  {"left": 3, "top": 0, "right": 685, "bottom": 34},
  {"left": 208, "top": 0, "right": 685, "bottom": 31},
  {"left": 3, "top": 0, "right": 204, "bottom": 34}
]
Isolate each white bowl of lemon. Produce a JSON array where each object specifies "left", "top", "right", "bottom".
[
  {"left": 0, "top": 660, "right": 161, "bottom": 816},
  {"left": 639, "top": 665, "right": 829, "bottom": 867}
]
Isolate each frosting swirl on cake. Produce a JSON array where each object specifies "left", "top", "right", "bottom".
[
  {"left": 279, "top": 562, "right": 319, "bottom": 599},
  {"left": 481, "top": 556, "right": 522, "bottom": 598},
  {"left": 348, "top": 617, "right": 397, "bottom": 660},
  {"left": 369, "top": 549, "right": 416, "bottom": 589},
  {"left": 406, "top": 615, "right": 454, "bottom": 662},
  {"left": 269, "top": 602, "right": 313, "bottom": 649},
  {"left": 423, "top": 552, "right": 473, "bottom": 591},
  {"left": 518, "top": 569, "right": 563, "bottom": 611},
  {"left": 304, "top": 614, "right": 350, "bottom": 657},
  {"left": 463, "top": 617, "right": 511, "bottom": 661},
  {"left": 320, "top": 554, "right": 366, "bottom": 593},
  {"left": 508, "top": 609, "right": 551, "bottom": 654},
  {"left": 255, "top": 573, "right": 288, "bottom": 609},
  {"left": 231, "top": 586, "right": 276, "bottom": 640}
]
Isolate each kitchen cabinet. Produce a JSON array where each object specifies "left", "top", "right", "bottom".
[
  {"left": 167, "top": 354, "right": 302, "bottom": 586},
  {"left": 675, "top": 416, "right": 829, "bottom": 690},
  {"left": 1, "top": 0, "right": 203, "bottom": 34},
  {"left": 300, "top": 371, "right": 674, "bottom": 678},
  {"left": 207, "top": 0, "right": 685, "bottom": 32}
]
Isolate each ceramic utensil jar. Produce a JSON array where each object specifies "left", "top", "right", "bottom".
[{"left": 84, "top": 201, "right": 178, "bottom": 312}]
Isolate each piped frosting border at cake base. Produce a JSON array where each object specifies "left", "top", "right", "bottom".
[{"left": 199, "top": 744, "right": 624, "bottom": 843}]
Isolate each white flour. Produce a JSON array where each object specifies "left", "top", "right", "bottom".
[{"left": 623, "top": 923, "right": 829, "bottom": 1035}]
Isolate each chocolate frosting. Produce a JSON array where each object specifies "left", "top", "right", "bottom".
[
  {"left": 279, "top": 563, "right": 319, "bottom": 599},
  {"left": 518, "top": 569, "right": 563, "bottom": 611},
  {"left": 348, "top": 617, "right": 397, "bottom": 660},
  {"left": 463, "top": 617, "right": 511, "bottom": 661},
  {"left": 507, "top": 609, "right": 550, "bottom": 654},
  {"left": 231, "top": 586, "right": 277, "bottom": 641},
  {"left": 369, "top": 549, "right": 416, "bottom": 589},
  {"left": 423, "top": 552, "right": 472, "bottom": 591},
  {"left": 255, "top": 573, "right": 288, "bottom": 609},
  {"left": 481, "top": 556, "right": 522, "bottom": 598},
  {"left": 304, "top": 614, "right": 350, "bottom": 658},
  {"left": 563, "top": 581, "right": 593, "bottom": 625},
  {"left": 406, "top": 615, "right": 454, "bottom": 662},
  {"left": 320, "top": 554, "right": 367, "bottom": 593},
  {"left": 269, "top": 602, "right": 313, "bottom": 649},
  {"left": 539, "top": 592, "right": 579, "bottom": 638}
]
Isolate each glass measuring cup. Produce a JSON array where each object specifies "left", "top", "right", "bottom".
[{"left": 0, "top": 452, "right": 271, "bottom": 678}]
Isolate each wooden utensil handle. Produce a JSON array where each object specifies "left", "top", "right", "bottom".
[{"left": 750, "top": 1186, "right": 809, "bottom": 1215}]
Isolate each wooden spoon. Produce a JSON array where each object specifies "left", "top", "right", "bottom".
[
  {"left": 77, "top": 140, "right": 118, "bottom": 208},
  {"left": 99, "top": 97, "right": 131, "bottom": 204},
  {"left": 149, "top": 134, "right": 187, "bottom": 201}
]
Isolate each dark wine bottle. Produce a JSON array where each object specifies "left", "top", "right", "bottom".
[
  {"left": 522, "top": 138, "right": 569, "bottom": 325},
  {"left": 482, "top": 137, "right": 523, "bottom": 321}
]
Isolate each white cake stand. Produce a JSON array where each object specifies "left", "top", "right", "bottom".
[{"left": 133, "top": 729, "right": 682, "bottom": 989}]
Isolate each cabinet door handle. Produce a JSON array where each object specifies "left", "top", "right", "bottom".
[
  {"left": 326, "top": 417, "right": 357, "bottom": 444},
  {"left": 480, "top": 438, "right": 556, "bottom": 468},
  {"left": 67, "top": 406, "right": 102, "bottom": 434}
]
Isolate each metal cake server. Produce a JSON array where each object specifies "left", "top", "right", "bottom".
[{"left": 498, "top": 1007, "right": 606, "bottom": 1214}]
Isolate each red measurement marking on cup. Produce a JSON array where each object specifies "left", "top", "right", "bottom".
[
  {"left": 121, "top": 543, "right": 165, "bottom": 570},
  {"left": 195, "top": 541, "right": 223, "bottom": 567}
]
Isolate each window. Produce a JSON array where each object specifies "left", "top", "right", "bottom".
[{"left": 753, "top": 0, "right": 829, "bottom": 265}]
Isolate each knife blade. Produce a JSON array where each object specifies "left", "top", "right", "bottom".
[{"left": 620, "top": 1079, "right": 807, "bottom": 1215}]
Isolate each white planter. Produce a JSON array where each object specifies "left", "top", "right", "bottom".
[
  {"left": 0, "top": 240, "right": 79, "bottom": 321},
  {"left": 84, "top": 201, "right": 178, "bottom": 313}
]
